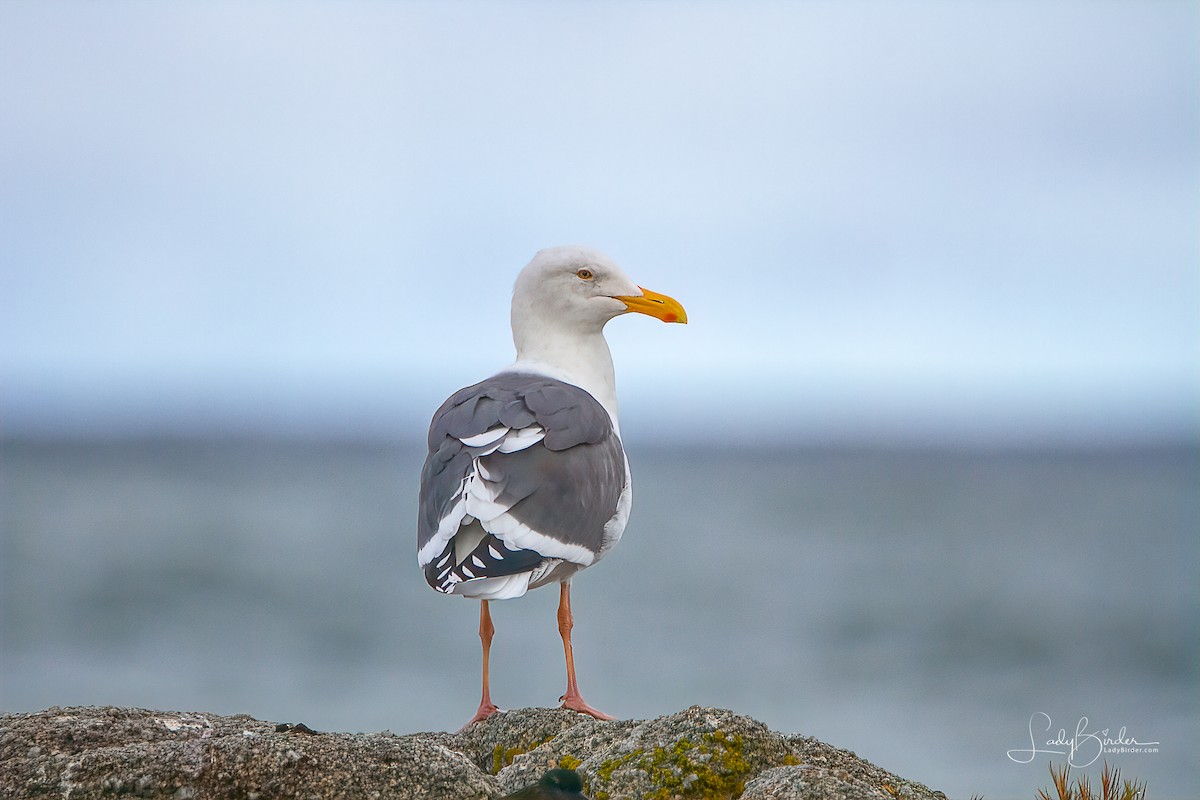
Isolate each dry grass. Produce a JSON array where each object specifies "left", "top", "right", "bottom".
[{"left": 1034, "top": 762, "right": 1147, "bottom": 800}]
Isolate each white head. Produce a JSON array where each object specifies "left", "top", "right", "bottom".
[
  {"left": 508, "top": 246, "right": 687, "bottom": 421},
  {"left": 511, "top": 245, "right": 686, "bottom": 347}
]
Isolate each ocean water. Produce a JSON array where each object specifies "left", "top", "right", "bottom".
[{"left": 1, "top": 438, "right": 1196, "bottom": 798}]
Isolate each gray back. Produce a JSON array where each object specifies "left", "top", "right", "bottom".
[{"left": 418, "top": 372, "right": 625, "bottom": 557}]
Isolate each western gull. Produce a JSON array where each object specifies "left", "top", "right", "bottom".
[
  {"left": 416, "top": 245, "right": 687, "bottom": 726},
  {"left": 500, "top": 768, "right": 588, "bottom": 800}
]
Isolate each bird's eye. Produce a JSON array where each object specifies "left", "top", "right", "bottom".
[{"left": 576, "top": 269, "right": 594, "bottom": 280}]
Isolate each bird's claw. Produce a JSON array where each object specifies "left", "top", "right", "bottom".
[
  {"left": 559, "top": 693, "right": 616, "bottom": 721},
  {"left": 458, "top": 701, "right": 500, "bottom": 732}
]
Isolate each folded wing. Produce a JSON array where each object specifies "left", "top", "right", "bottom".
[{"left": 417, "top": 372, "right": 626, "bottom": 599}]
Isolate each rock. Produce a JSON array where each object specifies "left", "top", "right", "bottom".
[
  {"left": 494, "top": 714, "right": 638, "bottom": 793},
  {"left": 765, "top": 735, "right": 945, "bottom": 800},
  {"left": 743, "top": 766, "right": 909, "bottom": 800},
  {"left": 0, "top": 706, "right": 494, "bottom": 800},
  {"left": 0, "top": 705, "right": 946, "bottom": 799},
  {"left": 456, "top": 706, "right": 610, "bottom": 776},
  {"left": 499, "top": 707, "right": 789, "bottom": 799}
]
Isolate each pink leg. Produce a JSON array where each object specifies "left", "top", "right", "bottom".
[
  {"left": 460, "top": 600, "right": 499, "bottom": 729},
  {"left": 557, "top": 582, "right": 616, "bottom": 720}
]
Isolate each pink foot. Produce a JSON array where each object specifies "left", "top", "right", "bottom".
[
  {"left": 458, "top": 701, "right": 499, "bottom": 731},
  {"left": 560, "top": 693, "right": 616, "bottom": 721}
]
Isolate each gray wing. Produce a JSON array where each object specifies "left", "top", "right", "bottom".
[{"left": 417, "top": 372, "right": 625, "bottom": 594}]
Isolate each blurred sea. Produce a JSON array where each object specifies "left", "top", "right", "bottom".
[{"left": 1, "top": 438, "right": 1196, "bottom": 798}]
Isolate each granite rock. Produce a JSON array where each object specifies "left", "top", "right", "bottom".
[{"left": 0, "top": 705, "right": 946, "bottom": 800}]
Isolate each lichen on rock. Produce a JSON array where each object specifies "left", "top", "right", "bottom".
[
  {"left": 0, "top": 705, "right": 946, "bottom": 800},
  {"left": 549, "top": 706, "right": 788, "bottom": 800}
]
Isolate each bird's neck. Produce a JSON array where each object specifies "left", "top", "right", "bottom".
[{"left": 510, "top": 323, "right": 621, "bottom": 429}]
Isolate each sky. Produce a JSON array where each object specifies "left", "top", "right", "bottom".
[{"left": 1, "top": 0, "right": 1196, "bottom": 444}]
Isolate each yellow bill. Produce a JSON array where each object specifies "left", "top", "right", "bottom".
[{"left": 615, "top": 287, "right": 688, "bottom": 324}]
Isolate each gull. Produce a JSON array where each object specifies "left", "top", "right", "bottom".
[{"left": 416, "top": 246, "right": 686, "bottom": 726}]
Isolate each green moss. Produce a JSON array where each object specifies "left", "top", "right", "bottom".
[
  {"left": 608, "top": 730, "right": 754, "bottom": 800},
  {"left": 596, "top": 749, "right": 643, "bottom": 782},
  {"left": 782, "top": 753, "right": 801, "bottom": 766},
  {"left": 490, "top": 735, "right": 554, "bottom": 774},
  {"left": 490, "top": 744, "right": 512, "bottom": 774},
  {"left": 557, "top": 754, "right": 582, "bottom": 771}
]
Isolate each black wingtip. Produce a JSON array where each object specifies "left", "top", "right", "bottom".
[
  {"left": 500, "top": 767, "right": 589, "bottom": 799},
  {"left": 539, "top": 768, "right": 584, "bottom": 793}
]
